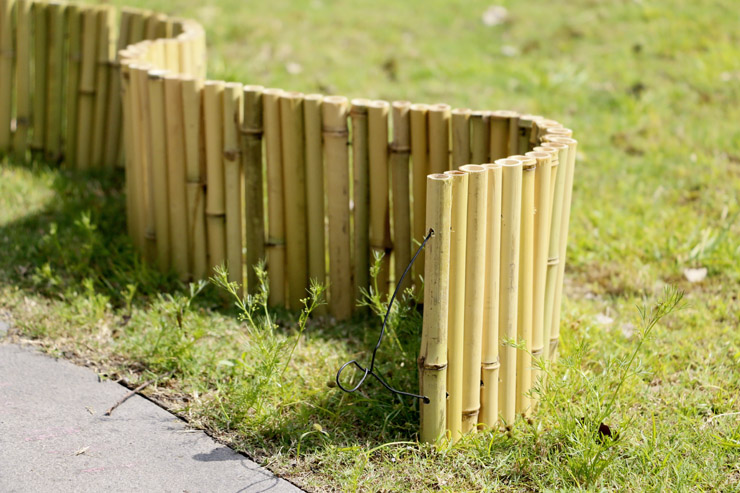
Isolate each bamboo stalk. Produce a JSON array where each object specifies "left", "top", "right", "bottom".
[
  {"left": 512, "top": 155, "right": 536, "bottom": 415},
  {"left": 224, "top": 82, "right": 244, "bottom": 289},
  {"left": 163, "top": 74, "right": 189, "bottom": 280},
  {"left": 303, "top": 94, "right": 325, "bottom": 300},
  {"left": 45, "top": 2, "right": 66, "bottom": 161},
  {"left": 263, "top": 88, "right": 286, "bottom": 306},
  {"left": 368, "top": 100, "right": 391, "bottom": 297},
  {"left": 443, "top": 170, "right": 467, "bottom": 442},
  {"left": 91, "top": 7, "right": 114, "bottom": 167},
  {"left": 280, "top": 92, "right": 308, "bottom": 309},
  {"left": 410, "top": 103, "right": 429, "bottom": 292},
  {"left": 138, "top": 62, "right": 159, "bottom": 263},
  {"left": 76, "top": 7, "right": 99, "bottom": 169},
  {"left": 469, "top": 111, "right": 490, "bottom": 164},
  {"left": 163, "top": 38, "right": 179, "bottom": 73},
  {"left": 31, "top": 2, "right": 47, "bottom": 153},
  {"left": 428, "top": 103, "right": 450, "bottom": 174},
  {"left": 64, "top": 5, "right": 81, "bottom": 165},
  {"left": 322, "top": 96, "right": 353, "bottom": 319},
  {"left": 497, "top": 158, "right": 522, "bottom": 426},
  {"left": 102, "top": 9, "right": 132, "bottom": 168},
  {"left": 241, "top": 85, "right": 265, "bottom": 293},
  {"left": 391, "top": 100, "right": 412, "bottom": 295},
  {"left": 459, "top": 164, "right": 488, "bottom": 434},
  {"left": 419, "top": 173, "right": 453, "bottom": 444},
  {"left": 13, "top": 0, "right": 30, "bottom": 158},
  {"left": 450, "top": 108, "right": 470, "bottom": 168},
  {"left": 126, "top": 8, "right": 147, "bottom": 45},
  {"left": 148, "top": 70, "right": 171, "bottom": 271},
  {"left": 507, "top": 113, "right": 520, "bottom": 157},
  {"left": 479, "top": 162, "right": 503, "bottom": 428},
  {"left": 127, "top": 64, "right": 148, "bottom": 254},
  {"left": 350, "top": 98, "right": 371, "bottom": 300},
  {"left": 549, "top": 136, "right": 577, "bottom": 362},
  {"left": 489, "top": 110, "right": 517, "bottom": 161},
  {"left": 182, "top": 76, "right": 207, "bottom": 280},
  {"left": 516, "top": 115, "right": 543, "bottom": 155},
  {"left": 204, "top": 80, "right": 226, "bottom": 273},
  {"left": 0, "top": 0, "right": 15, "bottom": 151},
  {"left": 120, "top": 56, "right": 136, "bottom": 241}
]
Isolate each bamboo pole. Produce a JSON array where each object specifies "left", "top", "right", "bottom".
[
  {"left": 419, "top": 173, "right": 452, "bottom": 444},
  {"left": 280, "top": 92, "right": 308, "bottom": 309},
  {"left": 182, "top": 76, "right": 207, "bottom": 280},
  {"left": 263, "top": 88, "right": 286, "bottom": 306},
  {"left": 31, "top": 2, "right": 47, "bottom": 153},
  {"left": 13, "top": 0, "right": 30, "bottom": 158},
  {"left": 322, "top": 96, "right": 353, "bottom": 319},
  {"left": 543, "top": 127, "right": 572, "bottom": 139},
  {"left": 368, "top": 100, "right": 391, "bottom": 297},
  {"left": 470, "top": 111, "right": 490, "bottom": 164},
  {"left": 120, "top": 56, "right": 137, "bottom": 242},
  {"left": 479, "top": 162, "right": 503, "bottom": 428},
  {"left": 304, "top": 94, "right": 325, "bottom": 301},
  {"left": 428, "top": 103, "right": 450, "bottom": 174},
  {"left": 450, "top": 108, "right": 470, "bottom": 168},
  {"left": 0, "top": 0, "right": 14, "bottom": 152},
  {"left": 497, "top": 158, "right": 522, "bottom": 426},
  {"left": 148, "top": 70, "right": 171, "bottom": 271},
  {"left": 516, "top": 115, "right": 543, "bottom": 155},
  {"left": 163, "top": 38, "right": 179, "bottom": 73},
  {"left": 91, "top": 7, "right": 114, "bottom": 167},
  {"left": 489, "top": 110, "right": 517, "bottom": 161},
  {"left": 540, "top": 141, "right": 569, "bottom": 361},
  {"left": 512, "top": 155, "right": 536, "bottom": 415},
  {"left": 163, "top": 74, "right": 189, "bottom": 280},
  {"left": 102, "top": 9, "right": 132, "bottom": 168},
  {"left": 533, "top": 119, "right": 561, "bottom": 145},
  {"left": 204, "top": 80, "right": 226, "bottom": 273},
  {"left": 45, "top": 2, "right": 66, "bottom": 161},
  {"left": 241, "top": 85, "right": 265, "bottom": 293},
  {"left": 126, "top": 8, "right": 147, "bottom": 45},
  {"left": 549, "top": 136, "right": 578, "bottom": 362},
  {"left": 64, "top": 4, "right": 81, "bottom": 166},
  {"left": 459, "top": 164, "right": 488, "bottom": 434},
  {"left": 443, "top": 170, "right": 468, "bottom": 442},
  {"left": 507, "top": 114, "right": 520, "bottom": 157},
  {"left": 76, "top": 7, "right": 99, "bottom": 170},
  {"left": 410, "top": 103, "right": 429, "bottom": 292},
  {"left": 350, "top": 98, "right": 370, "bottom": 300},
  {"left": 127, "top": 63, "right": 150, "bottom": 254},
  {"left": 391, "top": 101, "right": 412, "bottom": 295},
  {"left": 224, "top": 82, "right": 244, "bottom": 289}
]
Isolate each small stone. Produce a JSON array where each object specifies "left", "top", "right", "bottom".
[{"left": 683, "top": 267, "right": 707, "bottom": 283}]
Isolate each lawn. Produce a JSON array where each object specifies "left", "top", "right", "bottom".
[{"left": 2, "top": 0, "right": 740, "bottom": 490}]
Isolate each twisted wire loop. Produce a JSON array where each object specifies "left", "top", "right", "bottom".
[{"left": 336, "top": 229, "right": 435, "bottom": 404}]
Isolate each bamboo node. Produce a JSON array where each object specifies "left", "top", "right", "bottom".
[
  {"left": 240, "top": 126, "right": 264, "bottom": 136},
  {"left": 390, "top": 143, "right": 411, "bottom": 153},
  {"left": 322, "top": 125, "right": 349, "bottom": 136},
  {"left": 531, "top": 346, "right": 544, "bottom": 357},
  {"left": 547, "top": 256, "right": 560, "bottom": 265},
  {"left": 481, "top": 360, "right": 501, "bottom": 370},
  {"left": 223, "top": 148, "right": 240, "bottom": 161},
  {"left": 205, "top": 211, "right": 226, "bottom": 218},
  {"left": 78, "top": 88, "right": 96, "bottom": 96},
  {"left": 461, "top": 408, "right": 480, "bottom": 418},
  {"left": 420, "top": 362, "right": 448, "bottom": 371},
  {"left": 265, "top": 240, "right": 286, "bottom": 247}
]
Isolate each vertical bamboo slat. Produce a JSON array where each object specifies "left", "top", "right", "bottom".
[
  {"left": 0, "top": 0, "right": 15, "bottom": 151},
  {"left": 45, "top": 2, "right": 66, "bottom": 161},
  {"left": 280, "top": 92, "right": 308, "bottom": 309},
  {"left": 304, "top": 94, "right": 326, "bottom": 299},
  {"left": 469, "top": 111, "right": 490, "bottom": 164},
  {"left": 76, "top": 8, "right": 99, "bottom": 169},
  {"left": 223, "top": 82, "right": 244, "bottom": 288},
  {"left": 368, "top": 100, "right": 391, "bottom": 296},
  {"left": 148, "top": 70, "right": 171, "bottom": 271},
  {"left": 65, "top": 5, "right": 81, "bottom": 165},
  {"left": 444, "top": 170, "right": 468, "bottom": 442},
  {"left": 450, "top": 108, "right": 470, "bottom": 168},
  {"left": 391, "top": 101, "right": 412, "bottom": 294},
  {"left": 204, "top": 80, "right": 226, "bottom": 273},
  {"left": 13, "top": 0, "right": 30, "bottom": 158},
  {"left": 103, "top": 9, "right": 132, "bottom": 167},
  {"left": 31, "top": 3, "right": 47, "bottom": 152},
  {"left": 91, "top": 7, "right": 113, "bottom": 167},
  {"left": 419, "top": 173, "right": 452, "bottom": 444},
  {"left": 263, "top": 88, "right": 286, "bottom": 306},
  {"left": 350, "top": 98, "right": 370, "bottom": 300},
  {"left": 241, "top": 85, "right": 265, "bottom": 293},
  {"left": 127, "top": 64, "right": 150, "bottom": 254},
  {"left": 428, "top": 103, "right": 450, "bottom": 174},
  {"left": 490, "top": 110, "right": 517, "bottom": 161},
  {"left": 322, "top": 96, "right": 353, "bottom": 319},
  {"left": 410, "top": 103, "right": 429, "bottom": 291}
]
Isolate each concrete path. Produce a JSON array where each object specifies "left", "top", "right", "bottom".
[{"left": 0, "top": 321, "right": 302, "bottom": 493}]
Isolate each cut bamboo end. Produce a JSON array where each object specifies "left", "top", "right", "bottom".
[
  {"left": 303, "top": 93, "right": 326, "bottom": 302},
  {"left": 350, "top": 98, "right": 371, "bottom": 301},
  {"left": 410, "top": 103, "right": 430, "bottom": 294},
  {"left": 428, "top": 103, "right": 451, "bottom": 174},
  {"left": 469, "top": 111, "right": 491, "bottom": 165},
  {"left": 263, "top": 88, "right": 286, "bottom": 306},
  {"left": 419, "top": 173, "right": 452, "bottom": 444},
  {"left": 391, "top": 100, "right": 412, "bottom": 296},
  {"left": 450, "top": 108, "right": 471, "bottom": 168},
  {"left": 368, "top": 100, "right": 391, "bottom": 297}
]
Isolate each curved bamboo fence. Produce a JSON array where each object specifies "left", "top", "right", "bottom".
[{"left": 0, "top": 0, "right": 578, "bottom": 442}]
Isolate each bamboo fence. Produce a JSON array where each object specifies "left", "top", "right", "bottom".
[{"left": 0, "top": 0, "right": 579, "bottom": 442}]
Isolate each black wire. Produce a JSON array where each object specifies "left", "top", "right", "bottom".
[{"left": 335, "top": 228, "right": 435, "bottom": 404}]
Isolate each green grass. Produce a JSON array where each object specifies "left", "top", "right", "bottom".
[{"left": 2, "top": 0, "right": 740, "bottom": 490}]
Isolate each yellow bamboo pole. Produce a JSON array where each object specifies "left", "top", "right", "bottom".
[
  {"left": 128, "top": 63, "right": 151, "bottom": 255},
  {"left": 533, "top": 119, "right": 561, "bottom": 145},
  {"left": 507, "top": 114, "right": 520, "bottom": 157},
  {"left": 224, "top": 82, "right": 244, "bottom": 289},
  {"left": 450, "top": 108, "right": 470, "bottom": 168},
  {"left": 304, "top": 94, "right": 326, "bottom": 301},
  {"left": 103, "top": 9, "right": 132, "bottom": 168},
  {"left": 443, "top": 169, "right": 468, "bottom": 442},
  {"left": 469, "top": 111, "right": 490, "bottom": 164},
  {"left": 549, "top": 136, "right": 578, "bottom": 362},
  {"left": 515, "top": 115, "right": 543, "bottom": 155},
  {"left": 410, "top": 103, "right": 429, "bottom": 292},
  {"left": 204, "top": 80, "right": 226, "bottom": 273},
  {"left": 90, "top": 7, "right": 113, "bottom": 167},
  {"left": 148, "top": 70, "right": 171, "bottom": 271},
  {"left": 350, "top": 98, "right": 370, "bottom": 299},
  {"left": 182, "top": 76, "right": 207, "bottom": 280},
  {"left": 489, "top": 110, "right": 517, "bottom": 161},
  {"left": 391, "top": 100, "right": 412, "bottom": 294},
  {"left": 280, "top": 92, "right": 308, "bottom": 309},
  {"left": 162, "top": 38, "right": 179, "bottom": 73},
  {"left": 263, "top": 88, "right": 286, "bottom": 306},
  {"left": 497, "top": 158, "right": 522, "bottom": 426},
  {"left": 13, "top": 0, "right": 30, "bottom": 158},
  {"left": 31, "top": 3, "right": 47, "bottom": 153},
  {"left": 241, "top": 85, "right": 265, "bottom": 293},
  {"left": 428, "top": 103, "right": 450, "bottom": 174},
  {"left": 368, "top": 100, "right": 391, "bottom": 297},
  {"left": 513, "top": 155, "right": 536, "bottom": 415},
  {"left": 322, "top": 96, "right": 353, "bottom": 319},
  {"left": 459, "top": 164, "right": 488, "bottom": 434},
  {"left": 419, "top": 173, "right": 452, "bottom": 444},
  {"left": 76, "top": 7, "right": 99, "bottom": 170},
  {"left": 479, "top": 162, "right": 502, "bottom": 428},
  {"left": 45, "top": 2, "right": 66, "bottom": 161},
  {"left": 0, "top": 0, "right": 15, "bottom": 151},
  {"left": 64, "top": 5, "right": 81, "bottom": 166},
  {"left": 126, "top": 8, "right": 147, "bottom": 45},
  {"left": 164, "top": 74, "right": 189, "bottom": 280}
]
